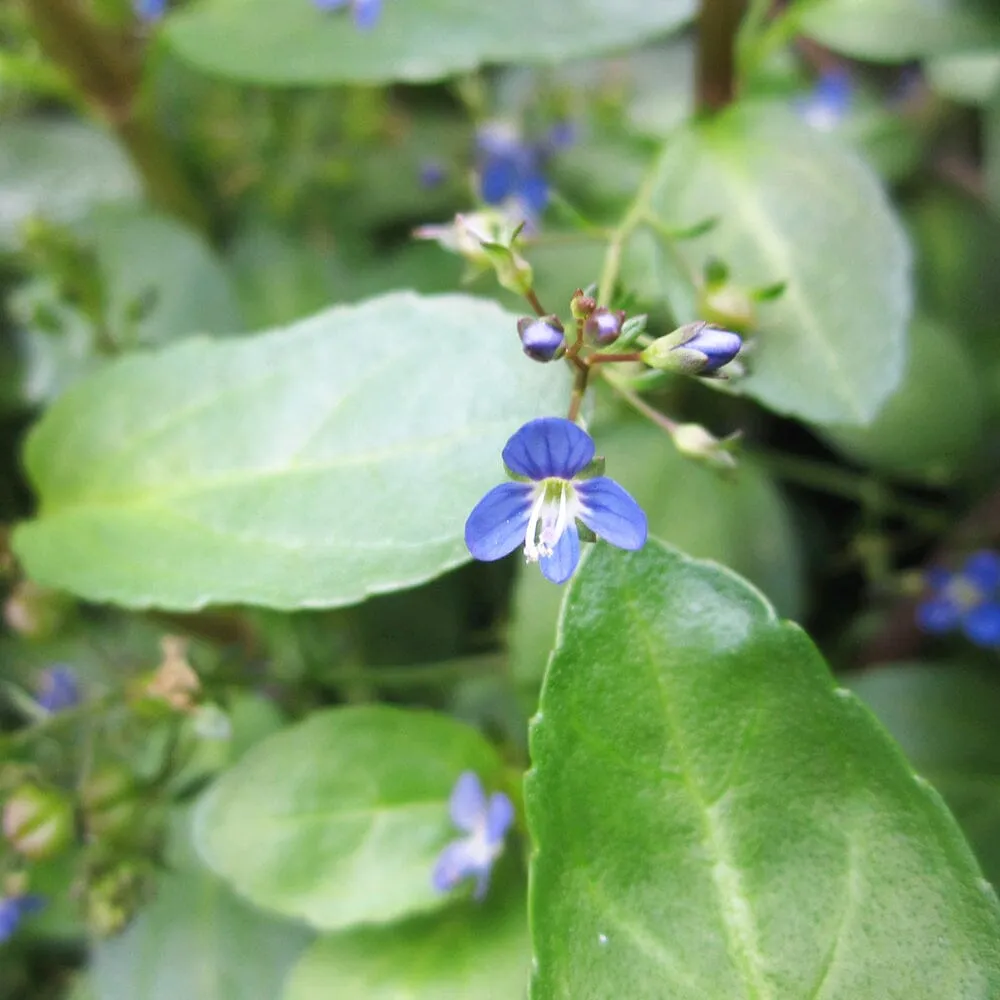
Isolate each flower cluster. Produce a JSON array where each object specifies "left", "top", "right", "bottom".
[
  {"left": 465, "top": 417, "right": 647, "bottom": 584},
  {"left": 917, "top": 551, "right": 1000, "bottom": 649},
  {"left": 432, "top": 772, "right": 513, "bottom": 900}
]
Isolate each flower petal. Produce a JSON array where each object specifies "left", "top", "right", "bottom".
[
  {"left": 449, "top": 771, "right": 486, "bottom": 832},
  {"left": 915, "top": 596, "right": 960, "bottom": 634},
  {"left": 465, "top": 482, "right": 533, "bottom": 562},
  {"left": 540, "top": 525, "right": 580, "bottom": 584},
  {"left": 485, "top": 792, "right": 515, "bottom": 845},
  {"left": 480, "top": 155, "right": 520, "bottom": 205},
  {"left": 576, "top": 477, "right": 648, "bottom": 551},
  {"left": 502, "top": 417, "right": 595, "bottom": 481},
  {"left": 963, "top": 602, "right": 1000, "bottom": 648},
  {"left": 961, "top": 551, "right": 1000, "bottom": 593},
  {"left": 431, "top": 839, "right": 478, "bottom": 893},
  {"left": 352, "top": 0, "right": 382, "bottom": 29},
  {"left": 519, "top": 171, "right": 550, "bottom": 218}
]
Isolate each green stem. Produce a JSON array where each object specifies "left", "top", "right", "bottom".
[
  {"left": 604, "top": 375, "right": 679, "bottom": 436},
  {"left": 696, "top": 0, "right": 747, "bottom": 113},
  {"left": 24, "top": 0, "right": 209, "bottom": 233},
  {"left": 734, "top": 0, "right": 774, "bottom": 84}
]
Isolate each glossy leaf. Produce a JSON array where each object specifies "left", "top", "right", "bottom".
[
  {"left": 13, "top": 292, "right": 568, "bottom": 610},
  {"left": 527, "top": 541, "right": 1000, "bottom": 999},
  {"left": 820, "top": 315, "right": 987, "bottom": 485},
  {"left": 283, "top": 884, "right": 529, "bottom": 999},
  {"left": 0, "top": 120, "right": 140, "bottom": 252},
  {"left": 164, "top": 0, "right": 694, "bottom": 85},
  {"left": 850, "top": 663, "right": 1000, "bottom": 888},
  {"left": 797, "top": 0, "right": 1000, "bottom": 61},
  {"left": 90, "top": 870, "right": 309, "bottom": 1000},
  {"left": 628, "top": 104, "right": 911, "bottom": 425},
  {"left": 194, "top": 705, "right": 504, "bottom": 930},
  {"left": 510, "top": 418, "right": 804, "bottom": 690}
]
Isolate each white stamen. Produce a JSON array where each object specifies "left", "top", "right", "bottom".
[
  {"left": 524, "top": 482, "right": 579, "bottom": 564},
  {"left": 523, "top": 490, "right": 548, "bottom": 563}
]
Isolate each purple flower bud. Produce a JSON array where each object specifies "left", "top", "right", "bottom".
[
  {"left": 584, "top": 308, "right": 625, "bottom": 346},
  {"left": 684, "top": 325, "right": 743, "bottom": 373},
  {"left": 517, "top": 316, "right": 564, "bottom": 363}
]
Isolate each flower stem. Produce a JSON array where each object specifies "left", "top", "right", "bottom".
[
  {"left": 588, "top": 351, "right": 644, "bottom": 366},
  {"left": 24, "top": 0, "right": 209, "bottom": 234},
  {"left": 697, "top": 0, "right": 747, "bottom": 113},
  {"left": 604, "top": 376, "right": 679, "bottom": 436},
  {"left": 524, "top": 289, "right": 548, "bottom": 317}
]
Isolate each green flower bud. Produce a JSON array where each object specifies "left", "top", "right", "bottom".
[{"left": 3, "top": 784, "right": 74, "bottom": 860}]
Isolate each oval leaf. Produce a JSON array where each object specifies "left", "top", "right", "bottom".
[
  {"left": 164, "top": 0, "right": 694, "bottom": 85},
  {"left": 194, "top": 705, "right": 504, "bottom": 930},
  {"left": 283, "top": 885, "right": 528, "bottom": 999},
  {"left": 12, "top": 292, "right": 568, "bottom": 610},
  {"left": 527, "top": 541, "right": 1000, "bottom": 999},
  {"left": 628, "top": 104, "right": 911, "bottom": 425}
]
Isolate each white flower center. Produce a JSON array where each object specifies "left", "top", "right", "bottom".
[
  {"left": 463, "top": 818, "right": 504, "bottom": 869},
  {"left": 523, "top": 479, "right": 580, "bottom": 563}
]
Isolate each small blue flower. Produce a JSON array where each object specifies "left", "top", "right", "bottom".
[
  {"left": 314, "top": 0, "right": 382, "bottom": 30},
  {"left": 36, "top": 666, "right": 80, "bottom": 714},
  {"left": 432, "top": 772, "right": 513, "bottom": 900},
  {"left": 476, "top": 123, "right": 550, "bottom": 227},
  {"left": 917, "top": 551, "right": 1000, "bottom": 649},
  {"left": 134, "top": 0, "right": 166, "bottom": 21},
  {"left": 796, "top": 68, "right": 853, "bottom": 131},
  {"left": 684, "top": 325, "right": 743, "bottom": 374},
  {"left": 517, "top": 316, "right": 564, "bottom": 362},
  {"left": 466, "top": 418, "right": 648, "bottom": 584},
  {"left": 0, "top": 894, "right": 45, "bottom": 944}
]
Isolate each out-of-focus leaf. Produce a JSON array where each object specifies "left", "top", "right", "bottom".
[
  {"left": 849, "top": 663, "right": 1000, "bottom": 887},
  {"left": 164, "top": 0, "right": 694, "bottom": 85},
  {"left": 820, "top": 315, "right": 987, "bottom": 485},
  {"left": 627, "top": 104, "right": 911, "bottom": 426},
  {"left": 527, "top": 541, "right": 1000, "bottom": 999},
  {"left": 282, "top": 884, "right": 528, "bottom": 999},
  {"left": 0, "top": 121, "right": 140, "bottom": 252},
  {"left": 13, "top": 292, "right": 569, "bottom": 610},
  {"left": 926, "top": 52, "right": 1000, "bottom": 103},
  {"left": 194, "top": 705, "right": 504, "bottom": 930}
]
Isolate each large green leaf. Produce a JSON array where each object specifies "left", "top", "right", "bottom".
[
  {"left": 527, "top": 541, "right": 1000, "bottom": 999},
  {"left": 796, "top": 0, "right": 1000, "bottom": 61},
  {"left": 628, "top": 104, "right": 911, "bottom": 426},
  {"left": 510, "top": 417, "right": 804, "bottom": 690},
  {"left": 194, "top": 705, "right": 505, "bottom": 930},
  {"left": 282, "top": 884, "right": 529, "bottom": 999},
  {"left": 164, "top": 0, "right": 694, "bottom": 85},
  {"left": 90, "top": 869, "right": 309, "bottom": 1000},
  {"left": 0, "top": 120, "right": 140, "bottom": 252},
  {"left": 850, "top": 663, "right": 1000, "bottom": 888},
  {"left": 13, "top": 292, "right": 568, "bottom": 610}
]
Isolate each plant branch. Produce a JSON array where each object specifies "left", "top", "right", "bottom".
[{"left": 697, "top": 0, "right": 747, "bottom": 113}]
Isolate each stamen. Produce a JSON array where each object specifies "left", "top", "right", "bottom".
[{"left": 523, "top": 490, "right": 547, "bottom": 563}]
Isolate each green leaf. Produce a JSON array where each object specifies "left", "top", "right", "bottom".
[
  {"left": 510, "top": 418, "right": 804, "bottom": 689},
  {"left": 0, "top": 120, "right": 140, "bottom": 252},
  {"left": 282, "top": 883, "right": 529, "bottom": 999},
  {"left": 164, "top": 0, "right": 694, "bottom": 85},
  {"left": 13, "top": 292, "right": 568, "bottom": 610},
  {"left": 849, "top": 663, "right": 1000, "bottom": 889},
  {"left": 527, "top": 541, "right": 1000, "bottom": 999},
  {"left": 926, "top": 51, "right": 1000, "bottom": 104},
  {"left": 194, "top": 705, "right": 505, "bottom": 930},
  {"left": 71, "top": 205, "right": 243, "bottom": 347},
  {"left": 628, "top": 104, "right": 911, "bottom": 426},
  {"left": 90, "top": 869, "right": 309, "bottom": 1000},
  {"left": 796, "top": 0, "right": 1000, "bottom": 61},
  {"left": 819, "top": 315, "right": 987, "bottom": 485}
]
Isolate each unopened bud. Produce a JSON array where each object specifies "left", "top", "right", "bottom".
[
  {"left": 583, "top": 307, "right": 625, "bottom": 346},
  {"left": 517, "top": 316, "right": 565, "bottom": 362},
  {"left": 3, "top": 785, "right": 74, "bottom": 861},
  {"left": 671, "top": 423, "right": 740, "bottom": 473},
  {"left": 480, "top": 240, "right": 534, "bottom": 296},
  {"left": 641, "top": 322, "right": 742, "bottom": 378},
  {"left": 698, "top": 283, "right": 755, "bottom": 333},
  {"left": 570, "top": 289, "right": 596, "bottom": 321}
]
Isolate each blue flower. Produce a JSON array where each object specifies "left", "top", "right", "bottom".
[
  {"left": 432, "top": 772, "right": 513, "bottom": 900},
  {"left": 36, "top": 666, "right": 80, "bottom": 714},
  {"left": 517, "top": 316, "right": 564, "bottom": 362},
  {"left": 917, "top": 551, "right": 1000, "bottom": 649},
  {"left": 796, "top": 68, "right": 853, "bottom": 131},
  {"left": 465, "top": 417, "right": 648, "bottom": 584},
  {"left": 314, "top": 0, "right": 382, "bottom": 30},
  {"left": 0, "top": 894, "right": 45, "bottom": 944},
  {"left": 134, "top": 0, "right": 166, "bottom": 21},
  {"left": 476, "top": 123, "right": 551, "bottom": 227}
]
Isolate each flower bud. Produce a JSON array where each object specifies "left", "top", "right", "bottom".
[
  {"left": 3, "top": 581, "right": 73, "bottom": 641},
  {"left": 671, "top": 423, "right": 740, "bottom": 473},
  {"left": 583, "top": 307, "right": 625, "bottom": 346},
  {"left": 698, "top": 282, "right": 755, "bottom": 333},
  {"left": 517, "top": 316, "right": 565, "bottom": 362},
  {"left": 480, "top": 240, "right": 534, "bottom": 297},
  {"left": 569, "top": 289, "right": 596, "bottom": 321},
  {"left": 641, "top": 322, "right": 742, "bottom": 378},
  {"left": 3, "top": 785, "right": 74, "bottom": 861}
]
